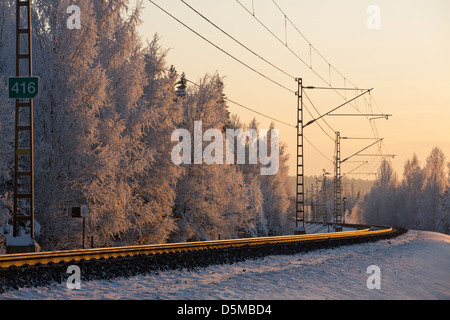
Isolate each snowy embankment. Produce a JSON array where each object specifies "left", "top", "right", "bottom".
[{"left": 1, "top": 229, "right": 449, "bottom": 300}]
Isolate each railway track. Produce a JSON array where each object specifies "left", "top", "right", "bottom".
[
  {"left": 0, "top": 223, "right": 397, "bottom": 268},
  {"left": 0, "top": 223, "right": 406, "bottom": 293}
]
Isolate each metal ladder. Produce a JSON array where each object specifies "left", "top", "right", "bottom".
[
  {"left": 13, "top": 0, "right": 34, "bottom": 238},
  {"left": 334, "top": 132, "right": 342, "bottom": 231},
  {"left": 295, "top": 78, "right": 305, "bottom": 233}
]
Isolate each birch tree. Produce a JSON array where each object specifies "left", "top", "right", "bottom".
[
  {"left": 399, "top": 154, "right": 425, "bottom": 228},
  {"left": 363, "top": 159, "right": 398, "bottom": 225},
  {"left": 421, "top": 147, "right": 447, "bottom": 232},
  {"left": 29, "top": 0, "right": 109, "bottom": 249},
  {"left": 260, "top": 124, "right": 292, "bottom": 235}
]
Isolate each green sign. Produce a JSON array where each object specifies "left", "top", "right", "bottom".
[{"left": 8, "top": 77, "right": 40, "bottom": 99}]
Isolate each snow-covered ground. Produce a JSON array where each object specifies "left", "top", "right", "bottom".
[{"left": 1, "top": 229, "right": 449, "bottom": 300}]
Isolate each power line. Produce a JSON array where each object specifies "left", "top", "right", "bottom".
[
  {"left": 224, "top": 97, "right": 296, "bottom": 128},
  {"left": 35, "top": 0, "right": 347, "bottom": 167},
  {"left": 305, "top": 136, "right": 334, "bottom": 163},
  {"left": 235, "top": 0, "right": 388, "bottom": 126},
  {"left": 149, "top": 0, "right": 350, "bottom": 164},
  {"left": 235, "top": 0, "right": 313, "bottom": 76},
  {"left": 303, "top": 91, "right": 336, "bottom": 139},
  {"left": 271, "top": 0, "right": 390, "bottom": 161},
  {"left": 304, "top": 89, "right": 373, "bottom": 128},
  {"left": 35, "top": 0, "right": 297, "bottom": 130},
  {"left": 270, "top": 0, "right": 359, "bottom": 90},
  {"left": 180, "top": 0, "right": 296, "bottom": 80},
  {"left": 148, "top": 0, "right": 295, "bottom": 94},
  {"left": 179, "top": 0, "right": 337, "bottom": 143},
  {"left": 235, "top": 0, "right": 390, "bottom": 170}
]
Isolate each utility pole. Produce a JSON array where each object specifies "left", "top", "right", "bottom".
[
  {"left": 295, "top": 84, "right": 378, "bottom": 234},
  {"left": 294, "top": 78, "right": 306, "bottom": 234},
  {"left": 342, "top": 197, "right": 347, "bottom": 224},
  {"left": 300, "top": 85, "right": 389, "bottom": 234},
  {"left": 321, "top": 173, "right": 329, "bottom": 231},
  {"left": 334, "top": 132, "right": 342, "bottom": 231},
  {"left": 7, "top": 0, "right": 39, "bottom": 253},
  {"left": 310, "top": 183, "right": 315, "bottom": 222},
  {"left": 315, "top": 177, "right": 321, "bottom": 223}
]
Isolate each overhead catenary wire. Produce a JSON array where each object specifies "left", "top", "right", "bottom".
[
  {"left": 303, "top": 90, "right": 336, "bottom": 139},
  {"left": 271, "top": 0, "right": 388, "bottom": 120},
  {"left": 35, "top": 0, "right": 297, "bottom": 130},
  {"left": 148, "top": 0, "right": 295, "bottom": 95},
  {"left": 270, "top": 0, "right": 359, "bottom": 90},
  {"left": 272, "top": 0, "right": 390, "bottom": 159},
  {"left": 235, "top": 2, "right": 390, "bottom": 172},
  {"left": 305, "top": 136, "right": 334, "bottom": 163},
  {"left": 34, "top": 0, "right": 360, "bottom": 167},
  {"left": 179, "top": 0, "right": 338, "bottom": 142},
  {"left": 148, "top": 0, "right": 337, "bottom": 163},
  {"left": 304, "top": 89, "right": 373, "bottom": 128},
  {"left": 236, "top": 0, "right": 390, "bottom": 142},
  {"left": 180, "top": 0, "right": 296, "bottom": 80},
  {"left": 236, "top": 0, "right": 364, "bottom": 109}
]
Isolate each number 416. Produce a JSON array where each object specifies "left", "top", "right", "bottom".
[{"left": 11, "top": 81, "right": 36, "bottom": 94}]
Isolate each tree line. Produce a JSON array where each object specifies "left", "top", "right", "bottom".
[
  {"left": 0, "top": 0, "right": 293, "bottom": 251},
  {"left": 347, "top": 147, "right": 450, "bottom": 235}
]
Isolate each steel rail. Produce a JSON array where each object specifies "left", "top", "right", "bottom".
[{"left": 0, "top": 225, "right": 394, "bottom": 268}]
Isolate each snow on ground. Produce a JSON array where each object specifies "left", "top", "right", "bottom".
[{"left": 1, "top": 229, "right": 449, "bottom": 300}]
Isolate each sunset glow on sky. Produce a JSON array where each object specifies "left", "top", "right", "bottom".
[{"left": 136, "top": 0, "right": 450, "bottom": 178}]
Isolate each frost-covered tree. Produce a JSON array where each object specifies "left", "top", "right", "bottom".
[
  {"left": 229, "top": 116, "right": 267, "bottom": 236},
  {"left": 0, "top": 1, "right": 15, "bottom": 191},
  {"left": 83, "top": 0, "right": 154, "bottom": 246},
  {"left": 0, "top": 1, "right": 15, "bottom": 238},
  {"left": 346, "top": 193, "right": 366, "bottom": 224},
  {"left": 443, "top": 162, "right": 450, "bottom": 233},
  {"left": 124, "top": 38, "right": 183, "bottom": 245},
  {"left": 398, "top": 154, "right": 425, "bottom": 228},
  {"left": 363, "top": 159, "right": 398, "bottom": 225},
  {"left": 421, "top": 147, "right": 447, "bottom": 232},
  {"left": 170, "top": 73, "right": 274, "bottom": 241},
  {"left": 0, "top": 0, "right": 181, "bottom": 249},
  {"left": 30, "top": 0, "right": 109, "bottom": 249},
  {"left": 244, "top": 173, "right": 266, "bottom": 237},
  {"left": 0, "top": 0, "right": 298, "bottom": 249},
  {"left": 172, "top": 73, "right": 234, "bottom": 241},
  {"left": 209, "top": 164, "right": 251, "bottom": 239},
  {"left": 357, "top": 149, "right": 449, "bottom": 234},
  {"left": 260, "top": 124, "right": 292, "bottom": 235},
  {"left": 175, "top": 72, "right": 187, "bottom": 99}
]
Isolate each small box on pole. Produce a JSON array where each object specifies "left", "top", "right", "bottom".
[{"left": 69, "top": 205, "right": 87, "bottom": 218}]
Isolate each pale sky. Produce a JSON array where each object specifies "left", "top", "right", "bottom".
[{"left": 135, "top": 0, "right": 450, "bottom": 179}]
